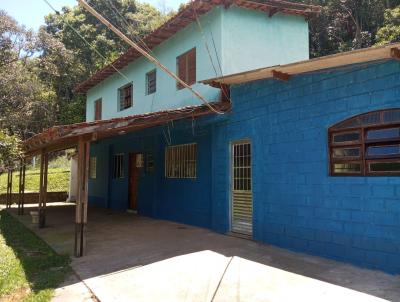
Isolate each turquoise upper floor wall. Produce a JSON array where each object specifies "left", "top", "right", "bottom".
[{"left": 86, "top": 5, "right": 309, "bottom": 121}]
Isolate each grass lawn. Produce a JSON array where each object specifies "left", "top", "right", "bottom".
[
  {"left": 0, "top": 168, "right": 70, "bottom": 194},
  {"left": 0, "top": 210, "right": 71, "bottom": 301}
]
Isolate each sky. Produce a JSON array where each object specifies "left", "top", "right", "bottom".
[{"left": 0, "top": 0, "right": 186, "bottom": 31}]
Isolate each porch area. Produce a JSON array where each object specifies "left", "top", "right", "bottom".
[{"left": 8, "top": 203, "right": 400, "bottom": 302}]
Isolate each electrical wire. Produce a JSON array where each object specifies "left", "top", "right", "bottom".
[
  {"left": 193, "top": 7, "right": 231, "bottom": 102},
  {"left": 42, "top": 0, "right": 130, "bottom": 83},
  {"left": 78, "top": 0, "right": 225, "bottom": 115},
  {"left": 102, "top": 0, "right": 154, "bottom": 56}
]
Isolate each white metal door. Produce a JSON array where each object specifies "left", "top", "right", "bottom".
[{"left": 231, "top": 141, "right": 253, "bottom": 236}]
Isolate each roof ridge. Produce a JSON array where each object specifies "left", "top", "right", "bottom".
[{"left": 74, "top": 0, "right": 321, "bottom": 94}]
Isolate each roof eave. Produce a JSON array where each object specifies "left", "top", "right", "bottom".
[
  {"left": 73, "top": 0, "right": 321, "bottom": 95},
  {"left": 201, "top": 43, "right": 400, "bottom": 86}
]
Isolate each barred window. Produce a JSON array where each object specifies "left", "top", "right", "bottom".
[
  {"left": 89, "top": 157, "right": 97, "bottom": 179},
  {"left": 165, "top": 143, "right": 197, "bottom": 178},
  {"left": 146, "top": 69, "right": 156, "bottom": 95},
  {"left": 119, "top": 83, "right": 132, "bottom": 111},
  {"left": 113, "top": 154, "right": 124, "bottom": 179},
  {"left": 329, "top": 109, "right": 400, "bottom": 176}
]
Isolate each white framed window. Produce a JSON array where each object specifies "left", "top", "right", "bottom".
[
  {"left": 113, "top": 154, "right": 124, "bottom": 179},
  {"left": 89, "top": 157, "right": 97, "bottom": 179},
  {"left": 165, "top": 143, "right": 197, "bottom": 179}
]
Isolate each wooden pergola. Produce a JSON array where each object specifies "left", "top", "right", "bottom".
[{"left": 9, "top": 100, "right": 230, "bottom": 257}]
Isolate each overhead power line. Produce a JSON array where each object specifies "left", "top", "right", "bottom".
[
  {"left": 42, "top": 0, "right": 130, "bottom": 83},
  {"left": 77, "top": 0, "right": 225, "bottom": 115}
]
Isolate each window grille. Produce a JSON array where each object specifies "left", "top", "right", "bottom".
[
  {"left": 146, "top": 69, "right": 156, "bottom": 95},
  {"left": 329, "top": 109, "right": 400, "bottom": 176},
  {"left": 89, "top": 157, "right": 97, "bottom": 179},
  {"left": 119, "top": 83, "right": 132, "bottom": 110},
  {"left": 113, "top": 154, "right": 124, "bottom": 179},
  {"left": 165, "top": 143, "right": 197, "bottom": 178}
]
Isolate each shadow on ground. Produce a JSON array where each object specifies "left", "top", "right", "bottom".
[
  {"left": 7, "top": 204, "right": 400, "bottom": 302},
  {"left": 0, "top": 209, "right": 71, "bottom": 300}
]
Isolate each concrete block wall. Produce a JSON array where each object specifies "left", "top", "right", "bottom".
[{"left": 212, "top": 60, "right": 400, "bottom": 273}]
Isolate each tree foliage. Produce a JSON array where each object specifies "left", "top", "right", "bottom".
[
  {"left": 1, "top": 0, "right": 400, "bottom": 150},
  {"left": 375, "top": 6, "right": 400, "bottom": 45},
  {"left": 0, "top": 1, "right": 167, "bottom": 141},
  {"left": 306, "top": 0, "right": 400, "bottom": 57},
  {"left": 0, "top": 130, "right": 21, "bottom": 169}
]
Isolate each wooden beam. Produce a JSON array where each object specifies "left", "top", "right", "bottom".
[
  {"left": 223, "top": 0, "right": 233, "bottom": 9},
  {"left": 390, "top": 47, "right": 400, "bottom": 60},
  {"left": 272, "top": 69, "right": 290, "bottom": 81},
  {"left": 21, "top": 162, "right": 26, "bottom": 215},
  {"left": 6, "top": 169, "right": 12, "bottom": 209},
  {"left": 18, "top": 160, "right": 24, "bottom": 215},
  {"left": 38, "top": 151, "right": 48, "bottom": 228},
  {"left": 268, "top": 8, "right": 280, "bottom": 17},
  {"left": 74, "top": 138, "right": 90, "bottom": 257}
]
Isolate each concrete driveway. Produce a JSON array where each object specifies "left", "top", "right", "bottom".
[{"left": 10, "top": 204, "right": 400, "bottom": 302}]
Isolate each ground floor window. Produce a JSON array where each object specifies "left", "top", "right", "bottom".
[
  {"left": 113, "top": 154, "right": 124, "bottom": 179},
  {"left": 89, "top": 156, "right": 97, "bottom": 179},
  {"left": 329, "top": 108, "right": 400, "bottom": 176},
  {"left": 165, "top": 143, "right": 197, "bottom": 179}
]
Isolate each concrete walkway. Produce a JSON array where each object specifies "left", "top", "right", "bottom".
[{"left": 9, "top": 204, "right": 400, "bottom": 302}]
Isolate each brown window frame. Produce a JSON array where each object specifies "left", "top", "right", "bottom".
[
  {"left": 329, "top": 108, "right": 400, "bottom": 176},
  {"left": 176, "top": 48, "right": 196, "bottom": 90},
  {"left": 146, "top": 69, "right": 156, "bottom": 95},
  {"left": 94, "top": 98, "right": 102, "bottom": 121},
  {"left": 119, "top": 83, "right": 133, "bottom": 111}
]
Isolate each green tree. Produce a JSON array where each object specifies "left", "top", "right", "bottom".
[
  {"left": 289, "top": 0, "right": 400, "bottom": 57},
  {"left": 0, "top": 130, "right": 21, "bottom": 170},
  {"left": 39, "top": 0, "right": 167, "bottom": 125},
  {"left": 375, "top": 6, "right": 400, "bottom": 45},
  {"left": 0, "top": 10, "right": 56, "bottom": 139}
]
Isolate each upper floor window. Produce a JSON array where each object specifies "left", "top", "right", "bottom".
[
  {"left": 329, "top": 109, "right": 400, "bottom": 176},
  {"left": 146, "top": 69, "right": 156, "bottom": 95},
  {"left": 94, "top": 98, "right": 102, "bottom": 120},
  {"left": 119, "top": 83, "right": 132, "bottom": 111},
  {"left": 165, "top": 143, "right": 197, "bottom": 178},
  {"left": 176, "top": 48, "right": 196, "bottom": 90}
]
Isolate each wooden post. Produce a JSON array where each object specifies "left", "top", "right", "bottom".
[
  {"left": 6, "top": 169, "right": 13, "bottom": 209},
  {"left": 6, "top": 170, "right": 9, "bottom": 208},
  {"left": 75, "top": 139, "right": 90, "bottom": 257},
  {"left": 21, "top": 163, "right": 26, "bottom": 215},
  {"left": 18, "top": 160, "right": 23, "bottom": 215},
  {"left": 38, "top": 152, "right": 48, "bottom": 228}
]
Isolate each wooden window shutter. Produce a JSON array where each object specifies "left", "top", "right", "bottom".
[
  {"left": 187, "top": 48, "right": 196, "bottom": 86},
  {"left": 94, "top": 99, "right": 102, "bottom": 120},
  {"left": 177, "top": 54, "right": 186, "bottom": 90}
]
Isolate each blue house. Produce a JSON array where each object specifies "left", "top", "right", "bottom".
[{"left": 23, "top": 0, "right": 400, "bottom": 272}]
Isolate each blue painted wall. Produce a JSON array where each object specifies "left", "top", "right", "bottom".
[
  {"left": 88, "top": 121, "right": 215, "bottom": 229},
  {"left": 89, "top": 60, "right": 400, "bottom": 274},
  {"left": 212, "top": 60, "right": 400, "bottom": 273},
  {"left": 85, "top": 5, "right": 309, "bottom": 121}
]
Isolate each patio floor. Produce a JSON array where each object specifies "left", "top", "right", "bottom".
[{"left": 8, "top": 203, "right": 400, "bottom": 302}]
